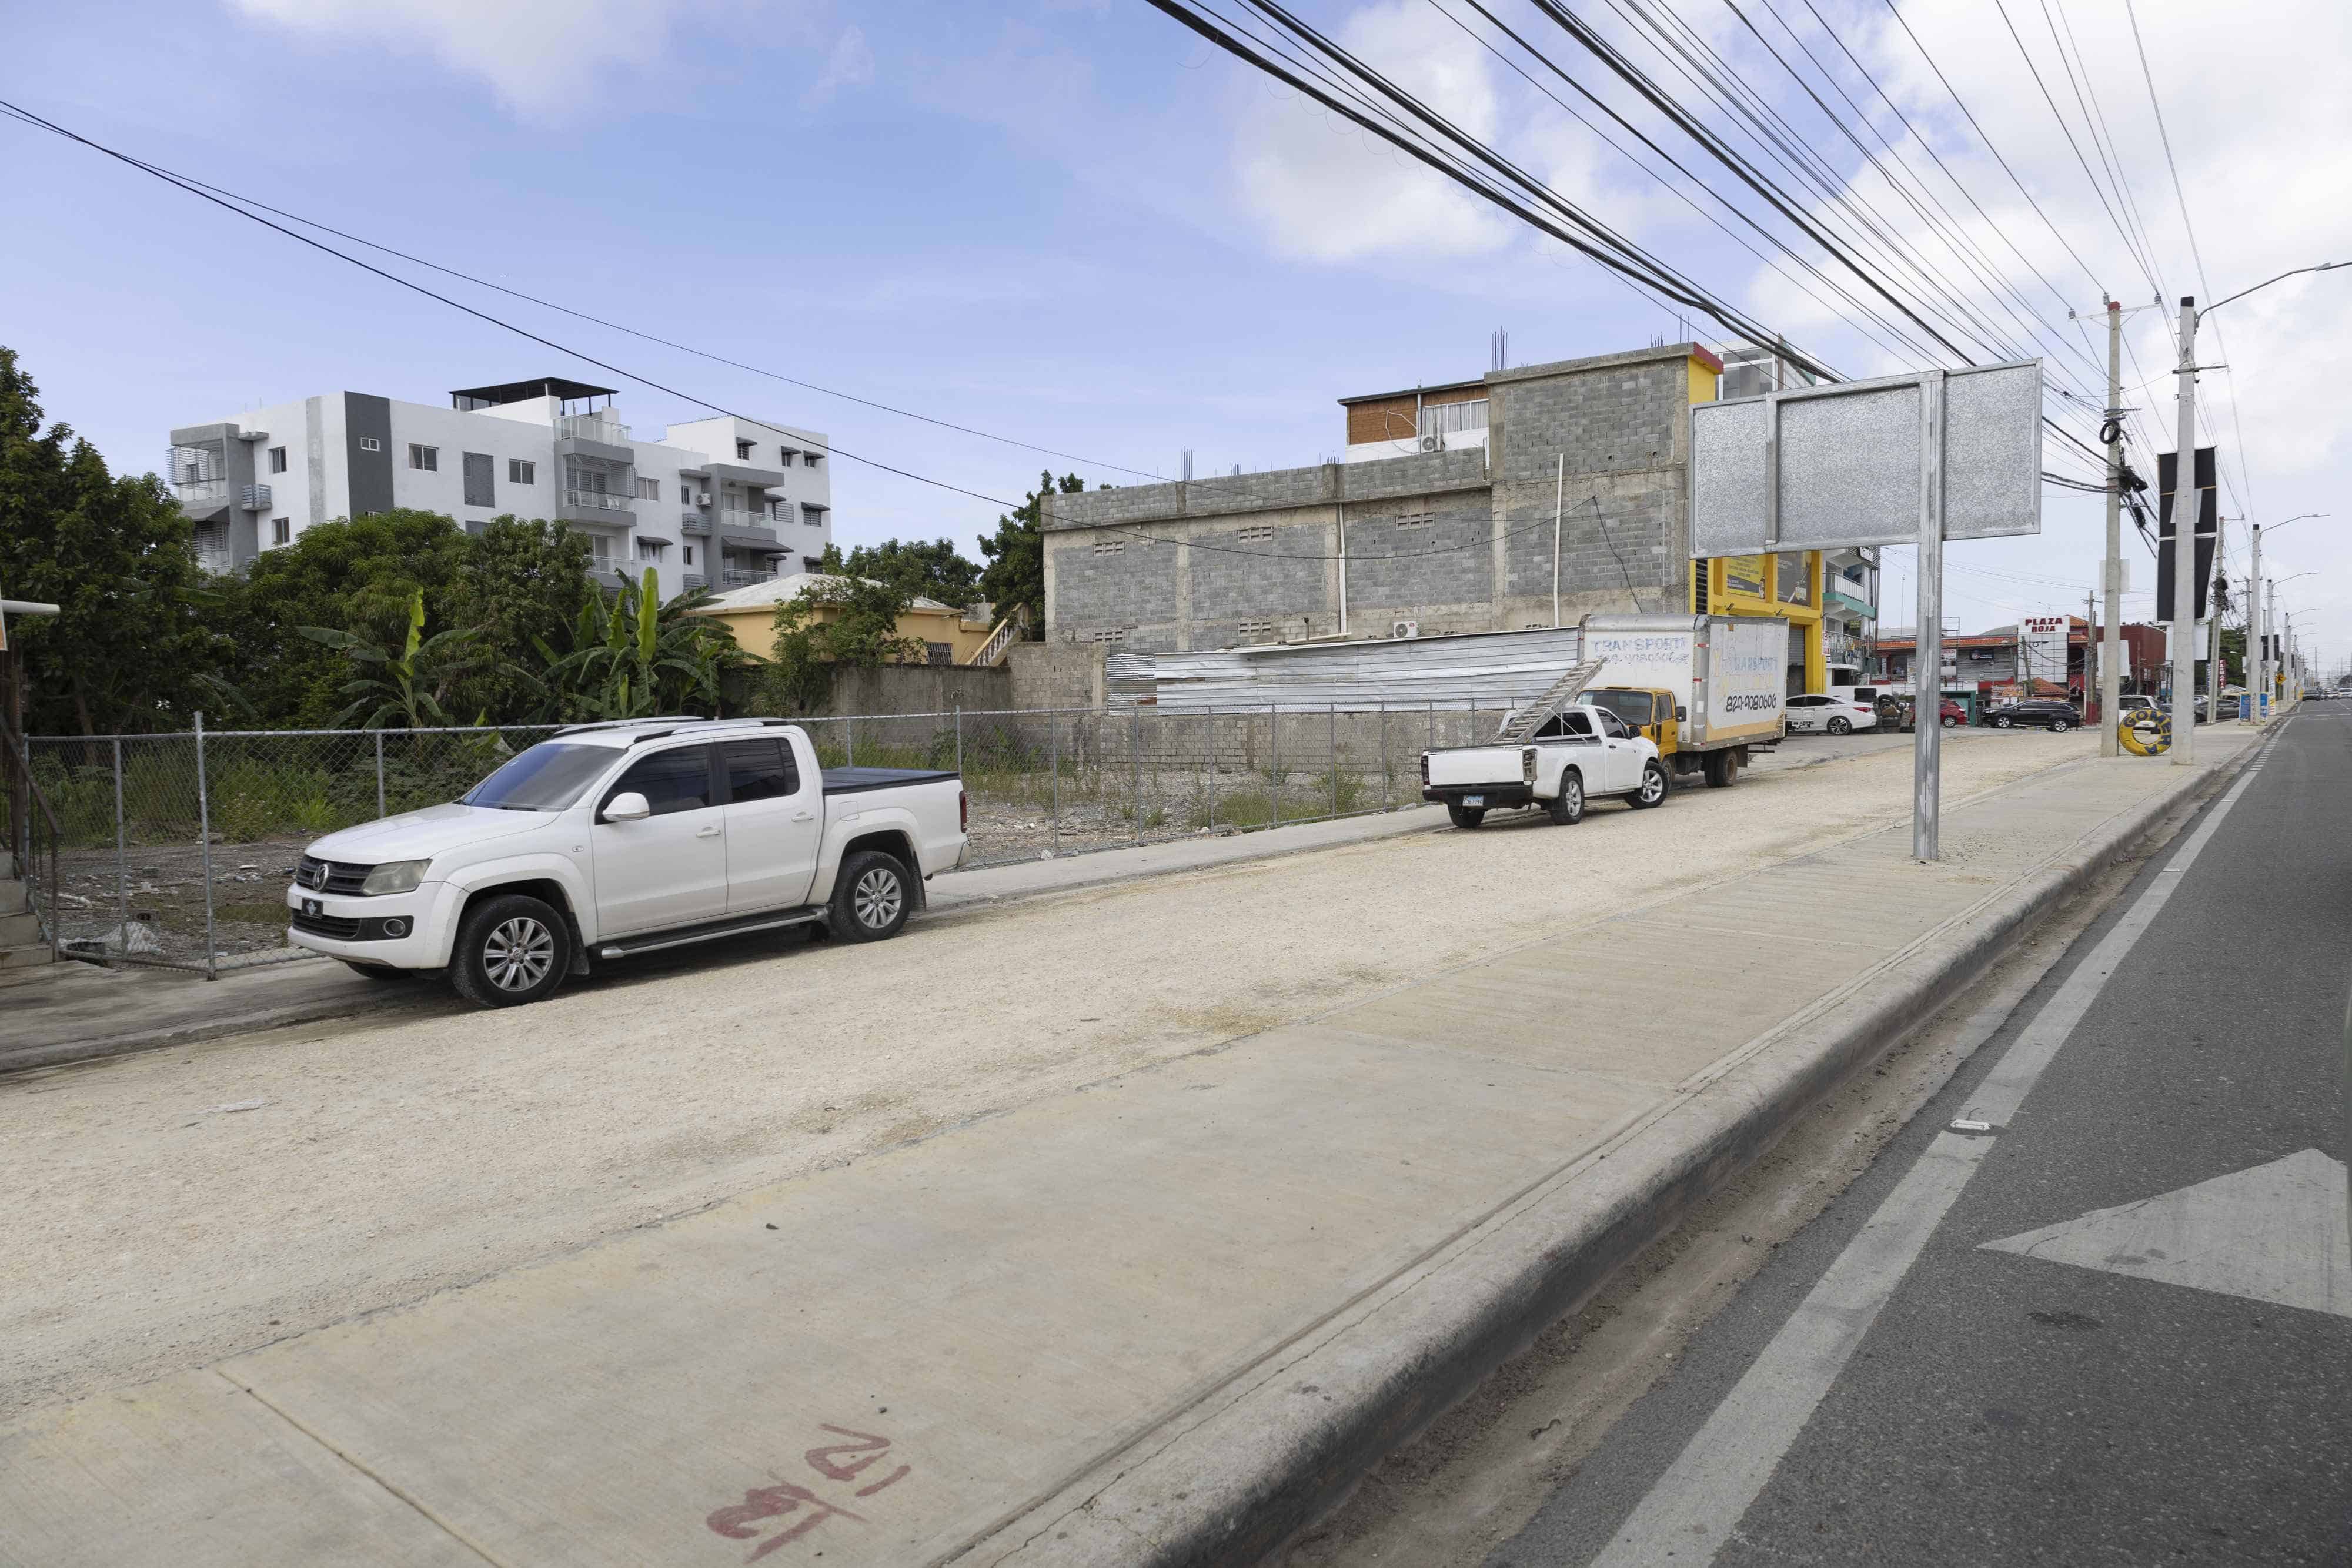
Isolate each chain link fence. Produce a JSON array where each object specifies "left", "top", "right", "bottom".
[{"left": 22, "top": 702, "right": 1528, "bottom": 976}]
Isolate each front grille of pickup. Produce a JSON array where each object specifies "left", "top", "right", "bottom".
[
  {"left": 295, "top": 857, "right": 372, "bottom": 895},
  {"left": 291, "top": 909, "right": 365, "bottom": 940}
]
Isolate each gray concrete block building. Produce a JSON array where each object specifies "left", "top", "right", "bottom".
[{"left": 1041, "top": 343, "right": 1722, "bottom": 651}]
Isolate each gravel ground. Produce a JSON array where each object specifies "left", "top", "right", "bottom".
[{"left": 0, "top": 729, "right": 2094, "bottom": 1420}]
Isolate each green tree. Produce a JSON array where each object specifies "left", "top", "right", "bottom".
[
  {"left": 975, "top": 471, "right": 1085, "bottom": 638},
  {"left": 537, "top": 569, "right": 747, "bottom": 721},
  {"left": 0, "top": 347, "right": 222, "bottom": 735},
  {"left": 764, "top": 571, "right": 926, "bottom": 713},
  {"left": 216, "top": 508, "right": 471, "bottom": 724},
  {"left": 838, "top": 536, "right": 983, "bottom": 612},
  {"left": 449, "top": 516, "right": 594, "bottom": 721},
  {"left": 300, "top": 586, "right": 496, "bottom": 730}
]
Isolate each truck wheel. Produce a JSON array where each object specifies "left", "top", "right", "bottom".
[
  {"left": 828, "top": 850, "right": 911, "bottom": 942},
  {"left": 1446, "top": 801, "right": 1487, "bottom": 830},
  {"left": 1630, "top": 760, "right": 1669, "bottom": 809},
  {"left": 449, "top": 894, "right": 569, "bottom": 1009},
  {"left": 1826, "top": 716, "right": 1852, "bottom": 736},
  {"left": 1546, "top": 772, "right": 1585, "bottom": 825},
  {"left": 1703, "top": 750, "right": 1739, "bottom": 788}
]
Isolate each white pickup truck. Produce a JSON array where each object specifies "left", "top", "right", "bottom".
[
  {"left": 286, "top": 717, "right": 968, "bottom": 1007},
  {"left": 1420, "top": 663, "right": 1671, "bottom": 829}
]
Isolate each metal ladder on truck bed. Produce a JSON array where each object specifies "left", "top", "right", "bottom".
[{"left": 1496, "top": 657, "right": 1609, "bottom": 743}]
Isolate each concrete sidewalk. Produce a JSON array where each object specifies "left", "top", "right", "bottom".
[{"left": 1, "top": 734, "right": 2257, "bottom": 1568}]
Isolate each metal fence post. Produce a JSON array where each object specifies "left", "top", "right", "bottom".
[
  {"left": 1050, "top": 713, "right": 1061, "bottom": 855},
  {"left": 954, "top": 705, "right": 964, "bottom": 777},
  {"left": 1271, "top": 706, "right": 1281, "bottom": 828},
  {"left": 1379, "top": 702, "right": 1390, "bottom": 810},
  {"left": 1131, "top": 706, "right": 1142, "bottom": 844},
  {"left": 847, "top": 715, "right": 856, "bottom": 767},
  {"left": 1330, "top": 703, "right": 1339, "bottom": 818},
  {"left": 1428, "top": 700, "right": 1436, "bottom": 754},
  {"left": 374, "top": 730, "right": 387, "bottom": 818},
  {"left": 1207, "top": 706, "right": 1218, "bottom": 832},
  {"left": 193, "top": 711, "right": 218, "bottom": 981},
  {"left": 112, "top": 737, "right": 129, "bottom": 954}
]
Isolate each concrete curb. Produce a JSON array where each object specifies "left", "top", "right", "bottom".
[
  {"left": 963, "top": 738, "right": 2263, "bottom": 1566},
  {"left": 0, "top": 991, "right": 439, "bottom": 1076}
]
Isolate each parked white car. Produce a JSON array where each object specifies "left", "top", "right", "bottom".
[
  {"left": 1421, "top": 703, "right": 1670, "bottom": 828},
  {"left": 286, "top": 717, "right": 968, "bottom": 1007},
  {"left": 1783, "top": 693, "right": 1880, "bottom": 735}
]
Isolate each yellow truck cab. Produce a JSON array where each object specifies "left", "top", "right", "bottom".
[{"left": 1583, "top": 688, "right": 1683, "bottom": 758}]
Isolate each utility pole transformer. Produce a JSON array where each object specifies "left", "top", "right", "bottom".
[
  {"left": 2100, "top": 299, "right": 2123, "bottom": 756},
  {"left": 2169, "top": 297, "right": 2198, "bottom": 765}
]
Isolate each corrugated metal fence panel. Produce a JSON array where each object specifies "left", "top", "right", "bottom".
[{"left": 1111, "top": 628, "right": 1585, "bottom": 712}]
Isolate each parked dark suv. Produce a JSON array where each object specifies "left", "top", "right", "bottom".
[{"left": 1984, "top": 698, "right": 2080, "bottom": 733}]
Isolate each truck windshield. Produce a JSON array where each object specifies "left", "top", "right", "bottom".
[
  {"left": 460, "top": 743, "right": 617, "bottom": 811},
  {"left": 1583, "top": 690, "right": 1655, "bottom": 726}
]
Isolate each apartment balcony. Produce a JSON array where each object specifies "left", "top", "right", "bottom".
[
  {"left": 721, "top": 568, "right": 774, "bottom": 589},
  {"left": 559, "top": 488, "right": 636, "bottom": 527},
  {"left": 555, "top": 413, "right": 634, "bottom": 466},
  {"left": 1826, "top": 584, "right": 1874, "bottom": 619},
  {"left": 679, "top": 511, "right": 711, "bottom": 536},
  {"left": 719, "top": 519, "right": 782, "bottom": 553},
  {"left": 681, "top": 572, "right": 707, "bottom": 591},
  {"left": 173, "top": 477, "right": 230, "bottom": 518}
]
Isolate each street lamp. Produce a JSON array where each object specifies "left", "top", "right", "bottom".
[
  {"left": 2271, "top": 571, "right": 2319, "bottom": 710},
  {"left": 2167, "top": 265, "right": 2344, "bottom": 763},
  {"left": 2249, "top": 515, "right": 2326, "bottom": 719}
]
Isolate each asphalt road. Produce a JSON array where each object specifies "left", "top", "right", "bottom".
[{"left": 1489, "top": 708, "right": 2352, "bottom": 1567}]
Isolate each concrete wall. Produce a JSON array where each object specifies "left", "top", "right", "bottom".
[
  {"left": 1041, "top": 344, "right": 1709, "bottom": 651},
  {"left": 1008, "top": 641, "right": 1107, "bottom": 712},
  {"left": 793, "top": 662, "right": 1013, "bottom": 718}
]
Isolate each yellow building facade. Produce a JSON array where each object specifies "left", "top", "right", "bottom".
[{"left": 686, "top": 573, "right": 998, "bottom": 667}]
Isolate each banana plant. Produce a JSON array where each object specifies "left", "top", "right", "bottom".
[
  {"left": 301, "top": 587, "right": 499, "bottom": 731},
  {"left": 534, "top": 567, "right": 747, "bottom": 722}
]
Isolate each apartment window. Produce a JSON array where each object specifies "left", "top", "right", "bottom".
[
  {"left": 637, "top": 539, "right": 669, "bottom": 562},
  {"left": 800, "top": 503, "right": 827, "bottom": 528},
  {"left": 735, "top": 439, "right": 754, "bottom": 460},
  {"left": 407, "top": 443, "right": 437, "bottom": 472},
  {"left": 803, "top": 556, "right": 824, "bottom": 573},
  {"left": 633, "top": 476, "right": 659, "bottom": 501},
  {"left": 780, "top": 446, "right": 800, "bottom": 464},
  {"left": 462, "top": 451, "right": 495, "bottom": 508},
  {"left": 358, "top": 436, "right": 382, "bottom": 452},
  {"left": 803, "top": 452, "right": 821, "bottom": 468},
  {"left": 268, "top": 446, "right": 288, "bottom": 473},
  {"left": 683, "top": 546, "right": 695, "bottom": 566},
  {"left": 926, "top": 643, "right": 953, "bottom": 667},
  {"left": 271, "top": 517, "right": 291, "bottom": 546},
  {"left": 507, "top": 459, "right": 536, "bottom": 485}
]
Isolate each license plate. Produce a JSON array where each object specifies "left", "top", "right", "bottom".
[
  {"left": 301, "top": 898, "right": 322, "bottom": 917},
  {"left": 1462, "top": 795, "right": 1484, "bottom": 807}
]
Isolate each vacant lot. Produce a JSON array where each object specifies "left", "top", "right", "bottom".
[{"left": 1, "top": 729, "right": 2092, "bottom": 1418}]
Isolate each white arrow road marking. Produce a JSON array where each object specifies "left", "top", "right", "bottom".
[
  {"left": 1982, "top": 1150, "right": 2350, "bottom": 1320},
  {"left": 1586, "top": 734, "right": 2280, "bottom": 1568}
]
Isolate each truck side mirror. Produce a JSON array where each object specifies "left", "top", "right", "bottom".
[
  {"left": 1675, "top": 705, "right": 1688, "bottom": 722},
  {"left": 601, "top": 791, "right": 651, "bottom": 823}
]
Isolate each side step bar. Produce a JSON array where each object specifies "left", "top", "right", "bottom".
[{"left": 598, "top": 909, "right": 823, "bottom": 961}]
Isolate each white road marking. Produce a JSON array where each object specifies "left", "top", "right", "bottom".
[
  {"left": 1982, "top": 1150, "right": 2350, "bottom": 1320},
  {"left": 1588, "top": 737, "right": 2278, "bottom": 1568}
]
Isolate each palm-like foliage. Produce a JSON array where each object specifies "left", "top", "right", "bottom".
[
  {"left": 534, "top": 568, "right": 747, "bottom": 721},
  {"left": 300, "top": 587, "right": 501, "bottom": 730}
]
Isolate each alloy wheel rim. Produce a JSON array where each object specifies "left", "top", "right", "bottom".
[
  {"left": 1642, "top": 770, "right": 1663, "bottom": 803},
  {"left": 1565, "top": 779, "right": 1581, "bottom": 812},
  {"left": 484, "top": 917, "right": 554, "bottom": 991},
  {"left": 854, "top": 867, "right": 903, "bottom": 928}
]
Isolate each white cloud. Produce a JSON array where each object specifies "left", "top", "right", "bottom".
[
  {"left": 802, "top": 24, "right": 874, "bottom": 108},
  {"left": 1232, "top": 1, "right": 1513, "bottom": 262},
  {"left": 226, "top": 0, "right": 827, "bottom": 118}
]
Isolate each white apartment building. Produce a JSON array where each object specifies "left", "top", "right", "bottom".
[{"left": 165, "top": 375, "right": 834, "bottom": 593}]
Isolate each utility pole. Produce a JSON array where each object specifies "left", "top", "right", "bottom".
[
  {"left": 2249, "top": 527, "right": 2264, "bottom": 720},
  {"left": 2169, "top": 295, "right": 2198, "bottom": 765},
  {"left": 2207, "top": 547, "right": 2223, "bottom": 725},
  {"left": 2100, "top": 299, "right": 2124, "bottom": 756}
]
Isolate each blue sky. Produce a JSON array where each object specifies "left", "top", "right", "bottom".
[{"left": 6, "top": 0, "right": 2348, "bottom": 666}]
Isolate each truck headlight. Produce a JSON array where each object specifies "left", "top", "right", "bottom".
[{"left": 360, "top": 859, "right": 432, "bottom": 896}]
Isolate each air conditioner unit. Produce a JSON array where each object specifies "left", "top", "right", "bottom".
[
  {"left": 1418, "top": 434, "right": 1444, "bottom": 454},
  {"left": 694, "top": 490, "right": 713, "bottom": 506},
  {"left": 1392, "top": 619, "right": 1419, "bottom": 639}
]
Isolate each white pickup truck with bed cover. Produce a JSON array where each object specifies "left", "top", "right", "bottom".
[{"left": 286, "top": 717, "right": 967, "bottom": 1007}]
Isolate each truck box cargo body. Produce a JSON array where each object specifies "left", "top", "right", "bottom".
[{"left": 1580, "top": 614, "right": 1788, "bottom": 748}]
